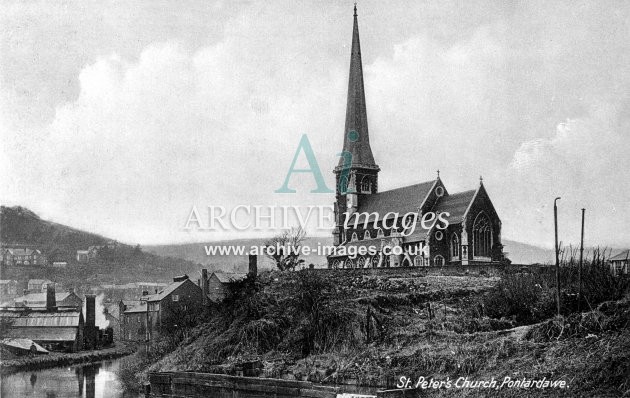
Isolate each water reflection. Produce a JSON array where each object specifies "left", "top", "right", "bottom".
[{"left": 1, "top": 359, "right": 139, "bottom": 398}]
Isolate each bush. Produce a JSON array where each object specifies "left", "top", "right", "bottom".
[{"left": 480, "top": 253, "right": 630, "bottom": 324}]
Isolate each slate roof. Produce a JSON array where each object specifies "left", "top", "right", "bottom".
[
  {"left": 355, "top": 180, "right": 436, "bottom": 217},
  {"left": 433, "top": 189, "right": 477, "bottom": 224},
  {"left": 3, "top": 292, "right": 80, "bottom": 308},
  {"left": 213, "top": 272, "right": 248, "bottom": 284},
  {"left": 145, "top": 277, "right": 197, "bottom": 302},
  {"left": 1, "top": 338, "right": 49, "bottom": 353},
  {"left": 5, "top": 248, "right": 41, "bottom": 255},
  {"left": 0, "top": 310, "right": 82, "bottom": 327},
  {"left": 28, "top": 279, "right": 53, "bottom": 285},
  {"left": 610, "top": 250, "right": 630, "bottom": 261}
]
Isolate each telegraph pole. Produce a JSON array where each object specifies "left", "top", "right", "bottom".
[
  {"left": 578, "top": 209, "right": 586, "bottom": 312},
  {"left": 554, "top": 197, "right": 561, "bottom": 317}
]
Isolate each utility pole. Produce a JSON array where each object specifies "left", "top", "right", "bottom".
[
  {"left": 578, "top": 209, "right": 586, "bottom": 312},
  {"left": 554, "top": 197, "right": 561, "bottom": 317}
]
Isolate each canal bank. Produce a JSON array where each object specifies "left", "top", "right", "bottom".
[{"left": 0, "top": 342, "right": 136, "bottom": 374}]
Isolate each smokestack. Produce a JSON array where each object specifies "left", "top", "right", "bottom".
[
  {"left": 46, "top": 284, "right": 57, "bottom": 311},
  {"left": 85, "top": 294, "right": 96, "bottom": 349},
  {"left": 202, "top": 269, "right": 208, "bottom": 306},
  {"left": 248, "top": 255, "right": 257, "bottom": 277}
]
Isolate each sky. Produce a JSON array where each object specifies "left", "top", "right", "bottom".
[{"left": 1, "top": 0, "right": 629, "bottom": 248}]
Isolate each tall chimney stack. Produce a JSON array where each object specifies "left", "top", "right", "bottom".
[
  {"left": 201, "top": 269, "right": 208, "bottom": 305},
  {"left": 85, "top": 294, "right": 96, "bottom": 349},
  {"left": 248, "top": 255, "right": 257, "bottom": 277},
  {"left": 46, "top": 283, "right": 57, "bottom": 311}
]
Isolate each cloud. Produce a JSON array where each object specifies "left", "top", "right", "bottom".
[
  {"left": 1, "top": 1, "right": 629, "bottom": 248},
  {"left": 505, "top": 103, "right": 630, "bottom": 247}
]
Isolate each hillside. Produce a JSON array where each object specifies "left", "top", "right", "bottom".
[
  {"left": 0, "top": 206, "right": 204, "bottom": 284},
  {"left": 146, "top": 237, "right": 555, "bottom": 268},
  {"left": 1, "top": 205, "right": 110, "bottom": 252}
]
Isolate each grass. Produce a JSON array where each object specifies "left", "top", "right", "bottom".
[{"left": 118, "top": 263, "right": 630, "bottom": 397}]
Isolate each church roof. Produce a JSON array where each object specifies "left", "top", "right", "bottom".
[
  {"left": 433, "top": 189, "right": 477, "bottom": 224},
  {"left": 338, "top": 5, "right": 377, "bottom": 170},
  {"left": 356, "top": 180, "right": 436, "bottom": 216}
]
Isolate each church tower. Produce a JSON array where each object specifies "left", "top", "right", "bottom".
[{"left": 333, "top": 5, "right": 380, "bottom": 245}]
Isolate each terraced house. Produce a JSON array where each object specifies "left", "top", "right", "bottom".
[{"left": 328, "top": 7, "right": 507, "bottom": 268}]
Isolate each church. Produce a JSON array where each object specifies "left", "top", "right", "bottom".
[{"left": 328, "top": 6, "right": 507, "bottom": 268}]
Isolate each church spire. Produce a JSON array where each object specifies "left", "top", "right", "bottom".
[{"left": 337, "top": 4, "right": 378, "bottom": 170}]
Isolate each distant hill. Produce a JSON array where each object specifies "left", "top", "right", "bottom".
[
  {"left": 0, "top": 206, "right": 203, "bottom": 284},
  {"left": 146, "top": 236, "right": 555, "bottom": 269},
  {"left": 1, "top": 205, "right": 110, "bottom": 252}
]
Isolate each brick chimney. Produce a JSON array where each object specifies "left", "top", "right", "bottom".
[
  {"left": 248, "top": 254, "right": 257, "bottom": 277},
  {"left": 46, "top": 283, "right": 57, "bottom": 312},
  {"left": 201, "top": 269, "right": 208, "bottom": 305},
  {"left": 84, "top": 294, "right": 96, "bottom": 349}
]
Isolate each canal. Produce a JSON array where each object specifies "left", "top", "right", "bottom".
[{"left": 1, "top": 358, "right": 140, "bottom": 398}]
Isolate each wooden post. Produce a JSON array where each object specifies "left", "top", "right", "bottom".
[
  {"left": 554, "top": 197, "right": 561, "bottom": 317},
  {"left": 366, "top": 306, "right": 371, "bottom": 344},
  {"left": 578, "top": 209, "right": 586, "bottom": 312}
]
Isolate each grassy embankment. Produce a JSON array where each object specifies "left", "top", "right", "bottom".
[
  {"left": 119, "top": 255, "right": 630, "bottom": 397},
  {"left": 0, "top": 342, "right": 136, "bottom": 374}
]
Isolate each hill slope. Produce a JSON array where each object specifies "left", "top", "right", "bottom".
[
  {"left": 0, "top": 206, "right": 203, "bottom": 284},
  {"left": 1, "top": 205, "right": 110, "bottom": 251}
]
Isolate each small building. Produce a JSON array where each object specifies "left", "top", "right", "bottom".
[
  {"left": 0, "top": 286, "right": 90, "bottom": 352},
  {"left": 145, "top": 275, "right": 203, "bottom": 339},
  {"left": 27, "top": 279, "right": 56, "bottom": 293},
  {"left": 120, "top": 300, "right": 148, "bottom": 341},
  {"left": 610, "top": 250, "right": 629, "bottom": 275},
  {"left": 2, "top": 248, "right": 47, "bottom": 266},
  {"left": 207, "top": 272, "right": 247, "bottom": 302},
  {"left": 76, "top": 250, "right": 90, "bottom": 263},
  {"left": 121, "top": 275, "right": 204, "bottom": 342},
  {"left": 203, "top": 255, "right": 257, "bottom": 302},
  {"left": 0, "top": 280, "right": 19, "bottom": 297},
  {"left": 4, "top": 290, "right": 82, "bottom": 310}
]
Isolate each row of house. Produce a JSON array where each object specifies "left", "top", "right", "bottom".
[
  {"left": 1, "top": 248, "right": 48, "bottom": 267},
  {"left": 0, "top": 279, "right": 62, "bottom": 300},
  {"left": 119, "top": 255, "right": 257, "bottom": 342}
]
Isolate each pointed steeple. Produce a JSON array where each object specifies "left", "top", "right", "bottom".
[{"left": 337, "top": 5, "right": 378, "bottom": 170}]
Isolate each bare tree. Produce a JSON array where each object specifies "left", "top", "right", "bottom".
[{"left": 264, "top": 227, "right": 307, "bottom": 271}]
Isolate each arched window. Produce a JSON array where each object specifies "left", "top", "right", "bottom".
[
  {"left": 364, "top": 230, "right": 371, "bottom": 240},
  {"left": 339, "top": 176, "right": 348, "bottom": 194},
  {"left": 351, "top": 232, "right": 358, "bottom": 242},
  {"left": 402, "top": 255, "right": 412, "bottom": 267},
  {"left": 414, "top": 256, "right": 424, "bottom": 267},
  {"left": 357, "top": 257, "right": 366, "bottom": 268},
  {"left": 376, "top": 228, "right": 384, "bottom": 238},
  {"left": 333, "top": 260, "right": 342, "bottom": 269},
  {"left": 434, "top": 255, "right": 445, "bottom": 266},
  {"left": 473, "top": 212, "right": 493, "bottom": 258},
  {"left": 360, "top": 176, "right": 371, "bottom": 193},
  {"left": 451, "top": 233, "right": 460, "bottom": 260},
  {"left": 371, "top": 255, "right": 380, "bottom": 268},
  {"left": 345, "top": 259, "right": 354, "bottom": 269}
]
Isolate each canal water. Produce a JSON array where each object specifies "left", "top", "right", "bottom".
[{"left": 1, "top": 358, "right": 140, "bottom": 398}]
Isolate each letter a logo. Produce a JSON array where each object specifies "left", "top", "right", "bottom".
[{"left": 275, "top": 134, "right": 333, "bottom": 193}]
